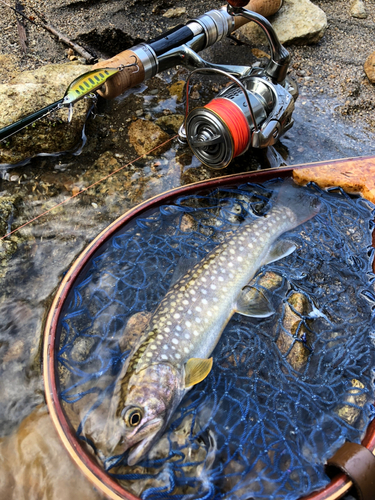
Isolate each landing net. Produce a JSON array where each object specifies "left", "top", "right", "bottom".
[{"left": 56, "top": 179, "right": 375, "bottom": 500}]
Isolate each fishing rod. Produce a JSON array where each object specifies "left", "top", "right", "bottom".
[{"left": 0, "top": 0, "right": 297, "bottom": 169}]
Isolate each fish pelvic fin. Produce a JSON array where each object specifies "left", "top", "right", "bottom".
[
  {"left": 262, "top": 239, "right": 296, "bottom": 266},
  {"left": 235, "top": 286, "right": 275, "bottom": 318},
  {"left": 185, "top": 357, "right": 213, "bottom": 388}
]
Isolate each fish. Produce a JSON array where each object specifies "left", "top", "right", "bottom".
[{"left": 98, "top": 180, "right": 320, "bottom": 466}]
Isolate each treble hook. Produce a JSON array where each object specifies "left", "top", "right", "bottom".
[{"left": 118, "top": 55, "right": 140, "bottom": 74}]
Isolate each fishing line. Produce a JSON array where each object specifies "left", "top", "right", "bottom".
[
  {"left": 0, "top": 135, "right": 178, "bottom": 241},
  {"left": 204, "top": 98, "right": 250, "bottom": 158}
]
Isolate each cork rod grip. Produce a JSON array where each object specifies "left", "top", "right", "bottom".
[{"left": 92, "top": 50, "right": 145, "bottom": 99}]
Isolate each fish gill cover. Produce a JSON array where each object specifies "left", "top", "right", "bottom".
[{"left": 56, "top": 179, "right": 375, "bottom": 500}]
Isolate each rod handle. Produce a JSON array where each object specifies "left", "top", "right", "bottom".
[{"left": 92, "top": 49, "right": 145, "bottom": 99}]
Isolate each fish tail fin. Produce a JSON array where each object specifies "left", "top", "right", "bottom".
[{"left": 272, "top": 178, "right": 321, "bottom": 226}]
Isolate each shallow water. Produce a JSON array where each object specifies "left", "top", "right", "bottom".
[{"left": 1, "top": 60, "right": 375, "bottom": 499}]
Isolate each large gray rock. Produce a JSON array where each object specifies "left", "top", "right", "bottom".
[
  {"left": 0, "top": 62, "right": 93, "bottom": 165},
  {"left": 240, "top": 0, "right": 327, "bottom": 46}
]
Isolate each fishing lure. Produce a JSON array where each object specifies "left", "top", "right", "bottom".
[{"left": 0, "top": 65, "right": 137, "bottom": 142}]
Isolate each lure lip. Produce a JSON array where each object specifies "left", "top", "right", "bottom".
[{"left": 42, "top": 162, "right": 375, "bottom": 500}]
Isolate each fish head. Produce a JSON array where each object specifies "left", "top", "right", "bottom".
[{"left": 104, "top": 362, "right": 185, "bottom": 466}]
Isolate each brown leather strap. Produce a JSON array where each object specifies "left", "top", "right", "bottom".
[{"left": 325, "top": 442, "right": 375, "bottom": 500}]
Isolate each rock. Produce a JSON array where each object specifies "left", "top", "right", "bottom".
[
  {"left": 0, "top": 406, "right": 106, "bottom": 500},
  {"left": 168, "top": 80, "right": 186, "bottom": 101},
  {"left": 156, "top": 114, "right": 184, "bottom": 133},
  {"left": 163, "top": 7, "right": 186, "bottom": 18},
  {"left": 336, "top": 379, "right": 367, "bottom": 425},
  {"left": 350, "top": 0, "right": 368, "bottom": 19},
  {"left": 128, "top": 119, "right": 170, "bottom": 156},
  {"left": 364, "top": 51, "right": 375, "bottom": 84},
  {"left": 0, "top": 62, "right": 93, "bottom": 165},
  {"left": 240, "top": 0, "right": 327, "bottom": 46},
  {"left": 276, "top": 292, "right": 313, "bottom": 371},
  {"left": 292, "top": 157, "right": 375, "bottom": 204}
]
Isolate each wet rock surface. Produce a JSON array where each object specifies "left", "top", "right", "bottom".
[{"left": 0, "top": 63, "right": 93, "bottom": 164}]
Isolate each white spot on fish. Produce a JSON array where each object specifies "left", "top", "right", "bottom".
[
  {"left": 146, "top": 352, "right": 153, "bottom": 357},
  {"left": 196, "top": 306, "right": 202, "bottom": 312},
  {"left": 237, "top": 257, "right": 243, "bottom": 262},
  {"left": 248, "top": 243, "right": 253, "bottom": 248},
  {"left": 195, "top": 317, "right": 201, "bottom": 324},
  {"left": 163, "top": 345, "right": 169, "bottom": 350},
  {"left": 165, "top": 327, "right": 170, "bottom": 333},
  {"left": 151, "top": 345, "right": 157, "bottom": 350},
  {"left": 186, "top": 321, "right": 192, "bottom": 328},
  {"left": 172, "top": 338, "right": 179, "bottom": 344},
  {"left": 185, "top": 333, "right": 190, "bottom": 339},
  {"left": 230, "top": 249, "right": 235, "bottom": 254},
  {"left": 183, "top": 300, "right": 189, "bottom": 305},
  {"left": 202, "top": 289, "right": 207, "bottom": 295},
  {"left": 190, "top": 289, "right": 196, "bottom": 295},
  {"left": 239, "top": 246, "right": 244, "bottom": 251},
  {"left": 219, "top": 276, "right": 224, "bottom": 282},
  {"left": 175, "top": 353, "right": 181, "bottom": 360},
  {"left": 193, "top": 330, "right": 199, "bottom": 336},
  {"left": 174, "top": 313, "right": 180, "bottom": 319},
  {"left": 176, "top": 325, "right": 182, "bottom": 331},
  {"left": 183, "top": 346, "right": 189, "bottom": 353},
  {"left": 211, "top": 284, "right": 216, "bottom": 290},
  {"left": 157, "top": 335, "right": 164, "bottom": 340},
  {"left": 161, "top": 354, "right": 168, "bottom": 360},
  {"left": 202, "top": 299, "right": 208, "bottom": 304}
]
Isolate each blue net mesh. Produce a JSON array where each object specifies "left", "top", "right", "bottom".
[{"left": 56, "top": 179, "right": 375, "bottom": 500}]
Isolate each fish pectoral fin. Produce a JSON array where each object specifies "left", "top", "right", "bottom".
[
  {"left": 262, "top": 239, "right": 296, "bottom": 266},
  {"left": 235, "top": 286, "right": 274, "bottom": 318},
  {"left": 185, "top": 357, "right": 213, "bottom": 388}
]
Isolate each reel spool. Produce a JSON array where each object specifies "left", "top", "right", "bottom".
[{"left": 179, "top": 67, "right": 297, "bottom": 169}]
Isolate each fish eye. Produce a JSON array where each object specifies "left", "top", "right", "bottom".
[{"left": 124, "top": 407, "right": 143, "bottom": 427}]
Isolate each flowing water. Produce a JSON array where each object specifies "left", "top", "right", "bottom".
[{"left": 1, "top": 62, "right": 375, "bottom": 500}]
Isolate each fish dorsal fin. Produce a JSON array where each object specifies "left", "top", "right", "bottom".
[
  {"left": 262, "top": 239, "right": 296, "bottom": 266},
  {"left": 235, "top": 286, "right": 275, "bottom": 318},
  {"left": 169, "top": 257, "right": 200, "bottom": 288},
  {"left": 185, "top": 357, "right": 213, "bottom": 388}
]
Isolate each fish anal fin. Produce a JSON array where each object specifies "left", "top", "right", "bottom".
[
  {"left": 235, "top": 286, "right": 274, "bottom": 318},
  {"left": 262, "top": 239, "right": 296, "bottom": 266},
  {"left": 185, "top": 357, "right": 213, "bottom": 388}
]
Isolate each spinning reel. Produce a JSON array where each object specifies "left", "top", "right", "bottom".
[{"left": 178, "top": 2, "right": 298, "bottom": 168}]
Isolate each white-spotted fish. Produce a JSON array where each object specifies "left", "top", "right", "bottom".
[{"left": 99, "top": 180, "right": 320, "bottom": 465}]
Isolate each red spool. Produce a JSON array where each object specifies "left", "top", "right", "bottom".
[{"left": 204, "top": 97, "right": 250, "bottom": 159}]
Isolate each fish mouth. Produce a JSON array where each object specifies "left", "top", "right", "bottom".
[{"left": 127, "top": 418, "right": 164, "bottom": 466}]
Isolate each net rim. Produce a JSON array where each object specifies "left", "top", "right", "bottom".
[{"left": 43, "top": 156, "right": 375, "bottom": 500}]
